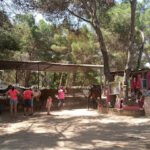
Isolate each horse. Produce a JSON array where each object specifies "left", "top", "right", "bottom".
[{"left": 88, "top": 85, "right": 102, "bottom": 109}]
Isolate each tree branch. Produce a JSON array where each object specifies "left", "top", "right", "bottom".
[
  {"left": 67, "top": 8, "right": 92, "bottom": 24},
  {"left": 81, "top": 0, "right": 93, "bottom": 15}
]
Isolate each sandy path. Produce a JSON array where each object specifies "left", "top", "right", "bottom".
[{"left": 0, "top": 109, "right": 150, "bottom": 150}]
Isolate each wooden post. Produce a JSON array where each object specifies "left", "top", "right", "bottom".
[
  {"left": 59, "top": 72, "right": 63, "bottom": 87},
  {"left": 65, "top": 73, "right": 69, "bottom": 87},
  {"left": 44, "top": 71, "right": 47, "bottom": 87},
  {"left": 38, "top": 64, "right": 40, "bottom": 89},
  {"left": 15, "top": 70, "right": 18, "bottom": 84}
]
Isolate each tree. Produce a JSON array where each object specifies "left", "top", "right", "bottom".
[
  {"left": 0, "top": 10, "right": 19, "bottom": 59},
  {"left": 0, "top": 10, "right": 11, "bottom": 27},
  {"left": 123, "top": 0, "right": 137, "bottom": 99},
  {"left": 103, "top": 3, "right": 131, "bottom": 70},
  {"left": 137, "top": 0, "right": 150, "bottom": 66},
  {"left": 13, "top": 0, "right": 115, "bottom": 82}
]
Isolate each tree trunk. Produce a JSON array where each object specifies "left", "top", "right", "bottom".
[
  {"left": 72, "top": 73, "right": 77, "bottom": 86},
  {"left": 145, "top": 48, "right": 150, "bottom": 63},
  {"left": 25, "top": 70, "right": 31, "bottom": 87},
  {"left": 67, "top": 1, "right": 114, "bottom": 82},
  {"left": 92, "top": 22, "right": 114, "bottom": 82},
  {"left": 59, "top": 73, "right": 63, "bottom": 87},
  {"left": 136, "top": 30, "right": 145, "bottom": 69},
  {"left": 124, "top": 0, "right": 137, "bottom": 100}
]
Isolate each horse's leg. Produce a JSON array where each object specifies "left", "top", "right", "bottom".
[
  {"left": 93, "top": 98, "right": 95, "bottom": 109},
  {"left": 95, "top": 97, "right": 98, "bottom": 109},
  {"left": 94, "top": 98, "right": 96, "bottom": 109},
  {"left": 88, "top": 98, "right": 89, "bottom": 110},
  {"left": 92, "top": 97, "right": 96, "bottom": 109},
  {"left": 92, "top": 98, "right": 94, "bottom": 109},
  {"left": 88, "top": 94, "right": 91, "bottom": 110},
  {"left": 98, "top": 91, "right": 102, "bottom": 108}
]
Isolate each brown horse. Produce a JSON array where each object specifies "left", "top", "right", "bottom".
[{"left": 88, "top": 85, "right": 102, "bottom": 109}]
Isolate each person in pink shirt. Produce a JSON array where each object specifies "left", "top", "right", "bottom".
[
  {"left": 7, "top": 85, "right": 20, "bottom": 116},
  {"left": 104, "top": 86, "right": 110, "bottom": 105},
  {"left": 23, "top": 88, "right": 33, "bottom": 116},
  {"left": 56, "top": 86, "right": 65, "bottom": 109}
]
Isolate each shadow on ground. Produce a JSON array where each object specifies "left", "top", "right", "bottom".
[{"left": 0, "top": 109, "right": 150, "bottom": 150}]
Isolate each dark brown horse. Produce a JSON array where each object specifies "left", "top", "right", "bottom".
[{"left": 88, "top": 85, "right": 102, "bottom": 109}]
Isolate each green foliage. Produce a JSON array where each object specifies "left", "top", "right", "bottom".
[
  {"left": 0, "top": 0, "right": 150, "bottom": 86},
  {"left": 0, "top": 10, "right": 11, "bottom": 27},
  {"left": 15, "top": 14, "right": 35, "bottom": 27},
  {"left": 0, "top": 27, "right": 19, "bottom": 51},
  {"left": 109, "top": 3, "right": 130, "bottom": 32},
  {"left": 0, "top": 10, "right": 19, "bottom": 59},
  {"left": 139, "top": 7, "right": 150, "bottom": 38},
  {"left": 13, "top": 14, "right": 59, "bottom": 61}
]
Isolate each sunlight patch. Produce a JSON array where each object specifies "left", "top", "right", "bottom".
[
  {"left": 98, "top": 115, "right": 150, "bottom": 125},
  {"left": 52, "top": 109, "right": 99, "bottom": 117},
  {"left": 92, "top": 140, "right": 128, "bottom": 148}
]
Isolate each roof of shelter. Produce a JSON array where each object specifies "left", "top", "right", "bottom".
[
  {"left": 0, "top": 60, "right": 103, "bottom": 72},
  {"left": 110, "top": 68, "right": 150, "bottom": 76}
]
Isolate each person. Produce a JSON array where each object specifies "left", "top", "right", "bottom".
[
  {"left": 23, "top": 88, "right": 33, "bottom": 116},
  {"left": 136, "top": 91, "right": 144, "bottom": 110},
  {"left": 56, "top": 86, "right": 65, "bottom": 109},
  {"left": 104, "top": 85, "right": 110, "bottom": 106},
  {"left": 46, "top": 96, "right": 53, "bottom": 115},
  {"left": 136, "top": 74, "right": 142, "bottom": 90},
  {"left": 32, "top": 87, "right": 41, "bottom": 112},
  {"left": 131, "top": 75, "right": 142, "bottom": 94},
  {"left": 131, "top": 76, "right": 137, "bottom": 94},
  {"left": 7, "top": 85, "right": 20, "bottom": 116},
  {"left": 32, "top": 87, "right": 41, "bottom": 101}
]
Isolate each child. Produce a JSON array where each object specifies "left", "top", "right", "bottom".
[
  {"left": 46, "top": 96, "right": 52, "bottom": 115},
  {"left": 57, "top": 86, "right": 65, "bottom": 109}
]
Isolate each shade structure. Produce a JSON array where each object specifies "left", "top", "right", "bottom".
[{"left": 0, "top": 60, "right": 103, "bottom": 72}]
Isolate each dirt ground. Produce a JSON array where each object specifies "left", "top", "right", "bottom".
[{"left": 0, "top": 109, "right": 150, "bottom": 150}]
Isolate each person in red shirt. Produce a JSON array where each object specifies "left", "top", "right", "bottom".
[
  {"left": 136, "top": 74, "right": 142, "bottom": 90},
  {"left": 131, "top": 75, "right": 142, "bottom": 96},
  {"left": 23, "top": 88, "right": 33, "bottom": 116},
  {"left": 131, "top": 76, "right": 137, "bottom": 93},
  {"left": 7, "top": 85, "right": 20, "bottom": 116}
]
